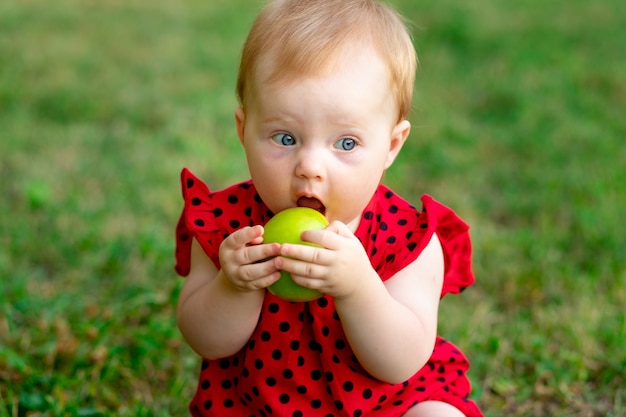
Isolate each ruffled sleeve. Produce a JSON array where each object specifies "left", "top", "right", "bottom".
[
  {"left": 357, "top": 187, "right": 475, "bottom": 298},
  {"left": 174, "top": 168, "right": 268, "bottom": 277},
  {"left": 174, "top": 168, "right": 223, "bottom": 276},
  {"left": 419, "top": 195, "right": 475, "bottom": 297}
]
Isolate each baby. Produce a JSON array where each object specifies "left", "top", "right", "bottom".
[{"left": 174, "top": 0, "right": 483, "bottom": 416}]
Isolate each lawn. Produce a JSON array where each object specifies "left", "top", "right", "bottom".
[{"left": 1, "top": 0, "right": 624, "bottom": 416}]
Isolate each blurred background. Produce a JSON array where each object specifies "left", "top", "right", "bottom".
[{"left": 1, "top": 0, "right": 624, "bottom": 415}]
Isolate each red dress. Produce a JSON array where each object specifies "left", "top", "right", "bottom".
[{"left": 175, "top": 168, "right": 483, "bottom": 417}]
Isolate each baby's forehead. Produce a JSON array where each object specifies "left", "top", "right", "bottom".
[{"left": 254, "top": 40, "right": 388, "bottom": 88}]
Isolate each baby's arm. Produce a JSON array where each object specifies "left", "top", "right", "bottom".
[
  {"left": 278, "top": 226, "right": 444, "bottom": 383},
  {"left": 176, "top": 226, "right": 281, "bottom": 359},
  {"left": 335, "top": 233, "right": 444, "bottom": 383}
]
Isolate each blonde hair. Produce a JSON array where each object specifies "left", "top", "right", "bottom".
[{"left": 236, "top": 0, "right": 417, "bottom": 121}]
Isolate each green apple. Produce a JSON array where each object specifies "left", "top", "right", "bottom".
[{"left": 263, "top": 207, "right": 329, "bottom": 302}]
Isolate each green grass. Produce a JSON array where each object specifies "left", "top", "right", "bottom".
[{"left": 1, "top": 0, "right": 624, "bottom": 416}]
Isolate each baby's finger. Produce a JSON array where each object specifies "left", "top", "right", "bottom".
[
  {"left": 298, "top": 228, "right": 345, "bottom": 251},
  {"left": 236, "top": 262, "right": 281, "bottom": 287},
  {"left": 223, "top": 225, "right": 264, "bottom": 249},
  {"left": 279, "top": 244, "right": 330, "bottom": 266},
  {"left": 274, "top": 255, "right": 327, "bottom": 280},
  {"left": 242, "top": 242, "right": 281, "bottom": 265}
]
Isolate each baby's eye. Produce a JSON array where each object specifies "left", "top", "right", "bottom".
[
  {"left": 272, "top": 133, "right": 296, "bottom": 146},
  {"left": 334, "top": 137, "right": 357, "bottom": 151}
]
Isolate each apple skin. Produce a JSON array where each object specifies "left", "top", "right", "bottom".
[{"left": 263, "top": 207, "right": 329, "bottom": 302}]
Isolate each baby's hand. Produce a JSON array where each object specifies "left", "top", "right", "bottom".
[
  {"left": 276, "top": 221, "right": 374, "bottom": 298},
  {"left": 219, "top": 225, "right": 282, "bottom": 292}
]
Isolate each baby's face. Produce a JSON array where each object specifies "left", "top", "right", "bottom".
[{"left": 236, "top": 45, "right": 409, "bottom": 231}]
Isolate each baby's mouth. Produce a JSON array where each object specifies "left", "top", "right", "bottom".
[{"left": 296, "top": 196, "right": 326, "bottom": 215}]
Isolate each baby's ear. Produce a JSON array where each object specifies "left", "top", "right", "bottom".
[
  {"left": 385, "top": 120, "right": 411, "bottom": 169},
  {"left": 235, "top": 107, "right": 246, "bottom": 145}
]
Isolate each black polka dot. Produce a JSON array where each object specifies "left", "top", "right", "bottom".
[
  {"left": 194, "top": 219, "right": 204, "bottom": 227},
  {"left": 309, "top": 340, "right": 322, "bottom": 352},
  {"left": 201, "top": 379, "right": 210, "bottom": 390},
  {"left": 353, "top": 409, "right": 363, "bottom": 417},
  {"left": 219, "top": 359, "right": 230, "bottom": 369},
  {"left": 317, "top": 297, "right": 329, "bottom": 308},
  {"left": 279, "top": 321, "right": 290, "bottom": 332},
  {"left": 268, "top": 303, "right": 280, "bottom": 313},
  {"left": 221, "top": 379, "right": 232, "bottom": 389},
  {"left": 213, "top": 208, "right": 223, "bottom": 217},
  {"left": 362, "top": 388, "right": 372, "bottom": 399},
  {"left": 389, "top": 205, "right": 398, "bottom": 213},
  {"left": 283, "top": 369, "right": 294, "bottom": 379},
  {"left": 364, "top": 211, "right": 374, "bottom": 220},
  {"left": 272, "top": 349, "right": 283, "bottom": 360},
  {"left": 254, "top": 359, "right": 264, "bottom": 370},
  {"left": 310, "top": 370, "right": 322, "bottom": 380},
  {"left": 228, "top": 194, "right": 238, "bottom": 204},
  {"left": 223, "top": 398, "right": 234, "bottom": 408},
  {"left": 230, "top": 219, "right": 241, "bottom": 229},
  {"left": 186, "top": 178, "right": 194, "bottom": 188},
  {"left": 290, "top": 340, "right": 300, "bottom": 351},
  {"left": 279, "top": 393, "right": 290, "bottom": 404},
  {"left": 266, "top": 377, "right": 277, "bottom": 386},
  {"left": 296, "top": 385, "right": 307, "bottom": 394},
  {"left": 203, "top": 400, "right": 212, "bottom": 410},
  {"left": 311, "top": 399, "right": 322, "bottom": 409},
  {"left": 342, "top": 381, "right": 354, "bottom": 392},
  {"left": 191, "top": 197, "right": 201, "bottom": 206},
  {"left": 261, "top": 331, "right": 271, "bottom": 342},
  {"left": 386, "top": 236, "right": 396, "bottom": 244}
]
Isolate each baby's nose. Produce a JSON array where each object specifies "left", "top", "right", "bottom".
[{"left": 295, "top": 150, "right": 325, "bottom": 180}]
